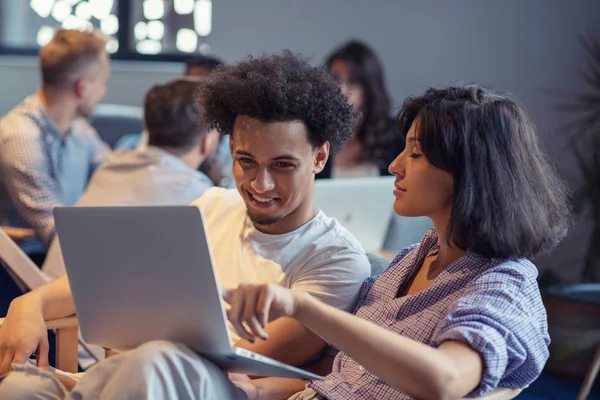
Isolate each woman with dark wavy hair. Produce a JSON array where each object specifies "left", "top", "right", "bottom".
[
  {"left": 319, "top": 40, "right": 404, "bottom": 179},
  {"left": 226, "top": 85, "right": 571, "bottom": 399}
]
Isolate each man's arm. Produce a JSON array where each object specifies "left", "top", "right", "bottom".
[
  {"left": 0, "top": 275, "right": 76, "bottom": 373},
  {"left": 234, "top": 317, "right": 325, "bottom": 366},
  {"left": 234, "top": 249, "right": 370, "bottom": 366},
  {"left": 0, "top": 132, "right": 66, "bottom": 246}
]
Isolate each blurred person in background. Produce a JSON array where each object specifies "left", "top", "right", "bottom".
[
  {"left": 318, "top": 40, "right": 404, "bottom": 179},
  {"left": 114, "top": 54, "right": 233, "bottom": 187},
  {"left": 0, "top": 29, "right": 111, "bottom": 266},
  {"left": 41, "top": 79, "right": 220, "bottom": 280}
]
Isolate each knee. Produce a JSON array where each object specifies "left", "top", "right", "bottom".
[
  {"left": 125, "top": 340, "right": 188, "bottom": 368},
  {"left": 0, "top": 367, "right": 67, "bottom": 400}
]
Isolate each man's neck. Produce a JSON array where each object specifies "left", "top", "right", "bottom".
[
  {"left": 159, "top": 145, "right": 204, "bottom": 170},
  {"left": 37, "top": 88, "right": 77, "bottom": 134},
  {"left": 253, "top": 202, "right": 318, "bottom": 235}
]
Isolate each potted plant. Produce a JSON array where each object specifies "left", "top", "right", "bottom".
[{"left": 542, "top": 35, "right": 600, "bottom": 378}]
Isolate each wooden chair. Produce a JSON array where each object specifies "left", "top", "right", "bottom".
[
  {"left": 0, "top": 228, "right": 103, "bottom": 372},
  {"left": 0, "top": 227, "right": 35, "bottom": 244},
  {"left": 577, "top": 344, "right": 600, "bottom": 400},
  {"left": 0, "top": 316, "right": 79, "bottom": 373},
  {"left": 0, "top": 315, "right": 521, "bottom": 398}
]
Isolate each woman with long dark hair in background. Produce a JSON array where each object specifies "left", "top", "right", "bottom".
[{"left": 319, "top": 40, "right": 404, "bottom": 179}]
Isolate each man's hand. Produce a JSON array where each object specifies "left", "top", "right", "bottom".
[
  {"left": 0, "top": 296, "right": 50, "bottom": 374},
  {"left": 222, "top": 284, "right": 307, "bottom": 343},
  {"left": 229, "top": 373, "right": 258, "bottom": 400}
]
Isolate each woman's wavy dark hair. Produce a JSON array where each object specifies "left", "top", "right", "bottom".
[
  {"left": 326, "top": 40, "right": 401, "bottom": 168},
  {"left": 397, "top": 85, "right": 571, "bottom": 259}
]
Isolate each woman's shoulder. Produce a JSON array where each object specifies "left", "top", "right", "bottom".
[{"left": 469, "top": 257, "right": 539, "bottom": 293}]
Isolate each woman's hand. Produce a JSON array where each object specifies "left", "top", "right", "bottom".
[{"left": 222, "top": 284, "right": 305, "bottom": 342}]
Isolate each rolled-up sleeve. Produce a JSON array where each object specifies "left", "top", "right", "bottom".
[{"left": 432, "top": 268, "right": 550, "bottom": 397}]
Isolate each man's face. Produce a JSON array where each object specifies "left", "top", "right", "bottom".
[
  {"left": 230, "top": 115, "right": 328, "bottom": 233},
  {"left": 186, "top": 65, "right": 212, "bottom": 78},
  {"left": 76, "top": 52, "right": 110, "bottom": 118}
]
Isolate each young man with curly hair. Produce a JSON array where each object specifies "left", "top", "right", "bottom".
[{"left": 0, "top": 52, "right": 371, "bottom": 399}]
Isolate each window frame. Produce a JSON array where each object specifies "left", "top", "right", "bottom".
[{"left": 0, "top": 0, "right": 201, "bottom": 63}]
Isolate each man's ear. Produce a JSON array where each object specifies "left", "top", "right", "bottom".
[
  {"left": 73, "top": 78, "right": 86, "bottom": 99},
  {"left": 313, "top": 141, "right": 330, "bottom": 174}
]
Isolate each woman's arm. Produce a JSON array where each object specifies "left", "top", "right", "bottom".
[{"left": 224, "top": 284, "right": 483, "bottom": 400}]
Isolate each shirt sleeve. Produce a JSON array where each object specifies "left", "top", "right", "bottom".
[
  {"left": 432, "top": 264, "right": 550, "bottom": 397},
  {"left": 0, "top": 124, "right": 64, "bottom": 247},
  {"left": 290, "top": 247, "right": 371, "bottom": 314}
]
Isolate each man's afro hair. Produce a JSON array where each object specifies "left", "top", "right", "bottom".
[{"left": 196, "top": 50, "right": 357, "bottom": 153}]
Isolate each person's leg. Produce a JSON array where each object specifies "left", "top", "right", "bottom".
[
  {"left": 0, "top": 363, "right": 68, "bottom": 400},
  {"left": 73, "top": 340, "right": 247, "bottom": 400},
  {"left": 287, "top": 387, "right": 326, "bottom": 400}
]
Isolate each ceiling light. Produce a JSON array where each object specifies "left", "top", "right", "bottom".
[
  {"left": 143, "top": 0, "right": 164, "bottom": 20},
  {"left": 176, "top": 28, "right": 197, "bottom": 53},
  {"left": 100, "top": 14, "right": 119, "bottom": 36},
  {"left": 147, "top": 20, "right": 165, "bottom": 41},
  {"left": 51, "top": 0, "right": 73, "bottom": 23},
  {"left": 89, "top": 0, "right": 114, "bottom": 20},
  {"left": 106, "top": 38, "right": 119, "bottom": 54},
  {"left": 193, "top": 0, "right": 212, "bottom": 36},
  {"left": 75, "top": 1, "right": 92, "bottom": 20},
  {"left": 134, "top": 21, "right": 148, "bottom": 41},
  {"left": 174, "top": 0, "right": 194, "bottom": 15},
  {"left": 36, "top": 26, "right": 55, "bottom": 47},
  {"left": 136, "top": 39, "right": 162, "bottom": 55},
  {"left": 30, "top": 0, "right": 55, "bottom": 18}
]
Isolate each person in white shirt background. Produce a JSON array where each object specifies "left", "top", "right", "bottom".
[{"left": 41, "top": 78, "right": 221, "bottom": 280}]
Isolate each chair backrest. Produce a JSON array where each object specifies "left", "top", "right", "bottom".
[
  {"left": 90, "top": 104, "right": 144, "bottom": 148},
  {"left": 0, "top": 228, "right": 49, "bottom": 290}
]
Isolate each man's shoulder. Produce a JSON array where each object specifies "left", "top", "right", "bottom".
[
  {"left": 297, "top": 211, "right": 370, "bottom": 276},
  {"left": 70, "top": 118, "right": 100, "bottom": 142},
  {"left": 311, "top": 211, "right": 366, "bottom": 255},
  {"left": 191, "top": 187, "right": 243, "bottom": 211},
  {"left": 0, "top": 101, "right": 43, "bottom": 143}
]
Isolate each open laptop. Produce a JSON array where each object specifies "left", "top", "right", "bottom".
[
  {"left": 313, "top": 176, "right": 396, "bottom": 252},
  {"left": 53, "top": 206, "right": 323, "bottom": 380}
]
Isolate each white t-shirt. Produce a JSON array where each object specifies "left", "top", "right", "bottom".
[{"left": 192, "top": 187, "right": 371, "bottom": 344}]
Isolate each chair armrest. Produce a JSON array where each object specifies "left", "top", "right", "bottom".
[
  {"left": 0, "top": 227, "right": 36, "bottom": 243},
  {"left": 0, "top": 316, "right": 79, "bottom": 373}
]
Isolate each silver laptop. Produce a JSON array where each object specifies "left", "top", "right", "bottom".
[
  {"left": 313, "top": 176, "right": 396, "bottom": 252},
  {"left": 53, "top": 206, "right": 323, "bottom": 380}
]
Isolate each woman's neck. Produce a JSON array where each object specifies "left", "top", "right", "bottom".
[{"left": 430, "top": 215, "right": 466, "bottom": 277}]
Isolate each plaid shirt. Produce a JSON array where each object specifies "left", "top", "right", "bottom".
[
  {"left": 309, "top": 230, "right": 550, "bottom": 399},
  {"left": 0, "top": 95, "right": 109, "bottom": 253}
]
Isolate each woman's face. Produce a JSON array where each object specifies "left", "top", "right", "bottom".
[
  {"left": 388, "top": 120, "right": 454, "bottom": 221},
  {"left": 329, "top": 59, "right": 365, "bottom": 111}
]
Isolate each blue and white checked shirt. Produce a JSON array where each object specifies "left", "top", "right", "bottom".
[
  {"left": 0, "top": 95, "right": 109, "bottom": 253},
  {"left": 309, "top": 230, "right": 550, "bottom": 399}
]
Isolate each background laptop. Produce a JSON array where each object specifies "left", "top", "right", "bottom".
[
  {"left": 53, "top": 206, "right": 323, "bottom": 380},
  {"left": 313, "top": 176, "right": 396, "bottom": 252}
]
